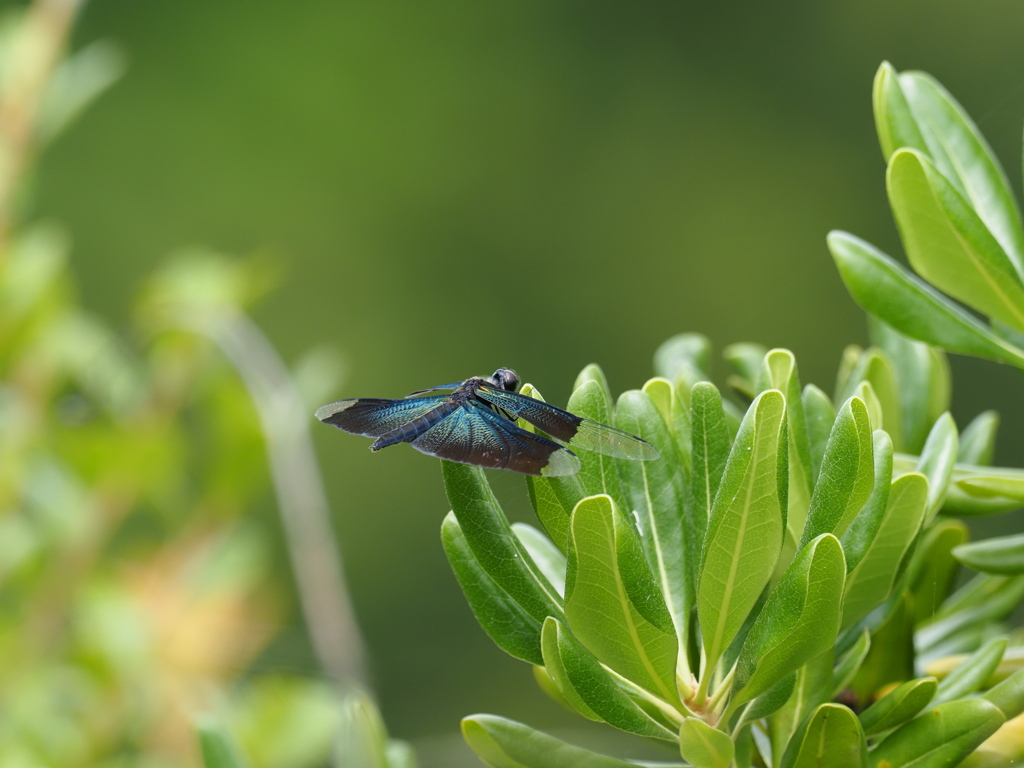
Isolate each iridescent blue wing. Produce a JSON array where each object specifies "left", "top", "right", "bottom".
[
  {"left": 315, "top": 395, "right": 449, "bottom": 437},
  {"left": 410, "top": 402, "right": 581, "bottom": 477},
  {"left": 475, "top": 385, "right": 660, "bottom": 462}
]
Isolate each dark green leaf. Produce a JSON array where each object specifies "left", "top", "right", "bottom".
[
  {"left": 568, "top": 373, "right": 626, "bottom": 511},
  {"left": 697, "top": 390, "right": 787, "bottom": 685},
  {"left": 780, "top": 704, "right": 866, "bottom": 768},
  {"left": 732, "top": 535, "right": 846, "bottom": 709},
  {"left": 564, "top": 495, "right": 679, "bottom": 704},
  {"left": 443, "top": 514, "right": 544, "bottom": 664},
  {"left": 869, "top": 699, "right": 1004, "bottom": 768},
  {"left": 802, "top": 384, "right": 836, "bottom": 483},
  {"left": 859, "top": 677, "right": 937, "bottom": 736},
  {"left": 742, "top": 673, "right": 796, "bottom": 725},
  {"left": 828, "top": 231, "right": 1024, "bottom": 368},
  {"left": 840, "top": 430, "right": 894, "bottom": 575},
  {"left": 801, "top": 396, "right": 874, "bottom": 547},
  {"left": 690, "top": 381, "right": 731, "bottom": 557},
  {"left": 198, "top": 720, "right": 250, "bottom": 768},
  {"left": 906, "top": 519, "right": 968, "bottom": 624},
  {"left": 462, "top": 715, "right": 683, "bottom": 768},
  {"left": 541, "top": 618, "right": 676, "bottom": 739},
  {"left": 850, "top": 592, "right": 915, "bottom": 702},
  {"left": 443, "top": 462, "right": 564, "bottom": 625},
  {"left": 832, "top": 629, "right": 871, "bottom": 698}
]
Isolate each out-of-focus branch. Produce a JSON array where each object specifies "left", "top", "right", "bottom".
[
  {"left": 199, "top": 311, "right": 367, "bottom": 687},
  {"left": 0, "top": 0, "right": 82, "bottom": 252}
]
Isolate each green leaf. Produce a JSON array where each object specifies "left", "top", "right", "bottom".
[
  {"left": 198, "top": 720, "right": 250, "bottom": 768},
  {"left": 959, "top": 411, "right": 999, "bottom": 466},
  {"left": 443, "top": 462, "right": 564, "bottom": 625},
  {"left": 769, "top": 651, "right": 836, "bottom": 759},
  {"left": 838, "top": 349, "right": 904, "bottom": 451},
  {"left": 850, "top": 591, "right": 915, "bottom": 702},
  {"left": 955, "top": 468, "right": 1024, "bottom": 501},
  {"left": 334, "top": 692, "right": 391, "bottom": 768},
  {"left": 540, "top": 618, "right": 676, "bottom": 739},
  {"left": 916, "top": 576, "right": 1024, "bottom": 657},
  {"left": 906, "top": 519, "right": 968, "bottom": 624},
  {"left": 840, "top": 430, "right": 894, "bottom": 575},
  {"left": 461, "top": 715, "right": 683, "bottom": 768},
  {"left": 732, "top": 535, "right": 846, "bottom": 709},
  {"left": 643, "top": 377, "right": 692, "bottom": 475},
  {"left": 801, "top": 396, "right": 874, "bottom": 547},
  {"left": 887, "top": 149, "right": 1024, "bottom": 331},
  {"left": 757, "top": 349, "right": 814, "bottom": 547},
  {"left": 564, "top": 495, "right": 679, "bottom": 703},
  {"left": 954, "top": 533, "right": 1024, "bottom": 575},
  {"left": 512, "top": 523, "right": 566, "bottom": 597},
  {"left": 832, "top": 629, "right": 871, "bottom": 698},
  {"left": 874, "top": 60, "right": 929, "bottom": 162},
  {"left": 568, "top": 374, "right": 626, "bottom": 511},
  {"left": 868, "top": 318, "right": 951, "bottom": 455},
  {"left": 679, "top": 718, "right": 733, "bottom": 768},
  {"left": 828, "top": 231, "right": 1024, "bottom": 368},
  {"left": 725, "top": 342, "right": 769, "bottom": 397},
  {"left": 889, "top": 67, "right": 1024, "bottom": 278},
  {"left": 842, "top": 472, "right": 928, "bottom": 629},
  {"left": 443, "top": 514, "right": 544, "bottom": 664},
  {"left": 697, "top": 390, "right": 787, "bottom": 683},
  {"left": 614, "top": 390, "right": 689, "bottom": 647},
  {"left": 984, "top": 667, "right": 1024, "bottom": 720},
  {"left": 932, "top": 637, "right": 1008, "bottom": 708},
  {"left": 859, "top": 677, "right": 937, "bottom": 736},
  {"left": 690, "top": 381, "right": 731, "bottom": 554},
  {"left": 869, "top": 699, "right": 1005, "bottom": 768},
  {"left": 916, "top": 413, "right": 959, "bottom": 520},
  {"left": 743, "top": 673, "right": 797, "bottom": 724},
  {"left": 802, "top": 384, "right": 836, "bottom": 483},
  {"left": 520, "top": 384, "right": 584, "bottom": 554},
  {"left": 780, "top": 704, "right": 867, "bottom": 768},
  {"left": 655, "top": 334, "right": 713, "bottom": 393}
]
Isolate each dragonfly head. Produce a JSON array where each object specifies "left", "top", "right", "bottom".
[{"left": 490, "top": 368, "right": 520, "bottom": 392}]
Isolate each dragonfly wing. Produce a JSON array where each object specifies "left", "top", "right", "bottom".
[
  {"left": 410, "top": 403, "right": 581, "bottom": 477},
  {"left": 315, "top": 395, "right": 449, "bottom": 437},
  {"left": 405, "top": 382, "right": 464, "bottom": 397},
  {"left": 476, "top": 386, "right": 660, "bottom": 461}
]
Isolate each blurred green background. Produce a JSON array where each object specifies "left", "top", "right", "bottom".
[{"left": 24, "top": 0, "right": 1024, "bottom": 763}]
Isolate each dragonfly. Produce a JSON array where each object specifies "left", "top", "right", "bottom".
[{"left": 315, "top": 368, "right": 660, "bottom": 476}]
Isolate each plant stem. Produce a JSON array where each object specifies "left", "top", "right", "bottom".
[
  {"left": 707, "top": 663, "right": 737, "bottom": 713},
  {"left": 602, "top": 664, "right": 686, "bottom": 727},
  {"left": 206, "top": 312, "right": 367, "bottom": 687}
]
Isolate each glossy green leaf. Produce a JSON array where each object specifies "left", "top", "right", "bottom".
[
  {"left": 801, "top": 396, "right": 874, "bottom": 547},
  {"left": 614, "top": 390, "right": 690, "bottom": 650},
  {"left": 198, "top": 720, "right": 250, "bottom": 768},
  {"left": 874, "top": 60, "right": 928, "bottom": 162},
  {"left": 869, "top": 699, "right": 1004, "bottom": 768},
  {"left": 838, "top": 349, "right": 904, "bottom": 451},
  {"left": 832, "top": 629, "right": 871, "bottom": 698},
  {"left": 564, "top": 495, "right": 679, "bottom": 704},
  {"left": 462, "top": 715, "right": 684, "bottom": 768},
  {"left": 956, "top": 469, "right": 1024, "bottom": 501},
  {"left": 697, "top": 390, "right": 787, "bottom": 683},
  {"left": 859, "top": 677, "right": 937, "bottom": 736},
  {"left": 842, "top": 472, "right": 928, "bottom": 629},
  {"left": 758, "top": 349, "right": 814, "bottom": 546},
  {"left": 443, "top": 513, "right": 544, "bottom": 664},
  {"left": 840, "top": 430, "right": 893, "bottom": 575},
  {"left": 333, "top": 692, "right": 391, "bottom": 768},
  {"left": 443, "top": 462, "right": 563, "bottom": 626},
  {"left": 802, "top": 384, "right": 836, "bottom": 483},
  {"left": 568, "top": 374, "right": 626, "bottom": 512},
  {"left": 906, "top": 519, "right": 968, "bottom": 624},
  {"left": 828, "top": 231, "right": 1024, "bottom": 368},
  {"left": 877, "top": 64, "right": 1024, "bottom": 277},
  {"left": 868, "top": 318, "right": 951, "bottom": 455},
  {"left": 954, "top": 533, "right": 1024, "bottom": 575},
  {"left": 959, "top": 411, "right": 999, "bottom": 466},
  {"left": 655, "top": 334, "right": 713, "bottom": 394},
  {"left": 780, "top": 704, "right": 866, "bottom": 768},
  {"left": 540, "top": 618, "right": 676, "bottom": 739},
  {"left": 690, "top": 381, "right": 731, "bottom": 555},
  {"left": 743, "top": 673, "right": 797, "bottom": 724},
  {"left": 932, "top": 637, "right": 1007, "bottom": 708},
  {"left": 853, "top": 381, "right": 883, "bottom": 435},
  {"left": 679, "top": 718, "right": 733, "bottom": 768},
  {"left": 984, "top": 667, "right": 1024, "bottom": 720},
  {"left": 916, "top": 413, "right": 958, "bottom": 519},
  {"left": 521, "top": 384, "right": 584, "bottom": 554},
  {"left": 887, "top": 149, "right": 1024, "bottom": 332},
  {"left": 643, "top": 377, "right": 692, "bottom": 475},
  {"left": 732, "top": 534, "right": 845, "bottom": 708},
  {"left": 513, "top": 523, "right": 566, "bottom": 597}
]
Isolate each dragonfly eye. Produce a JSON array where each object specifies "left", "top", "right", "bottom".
[{"left": 497, "top": 369, "right": 519, "bottom": 391}]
